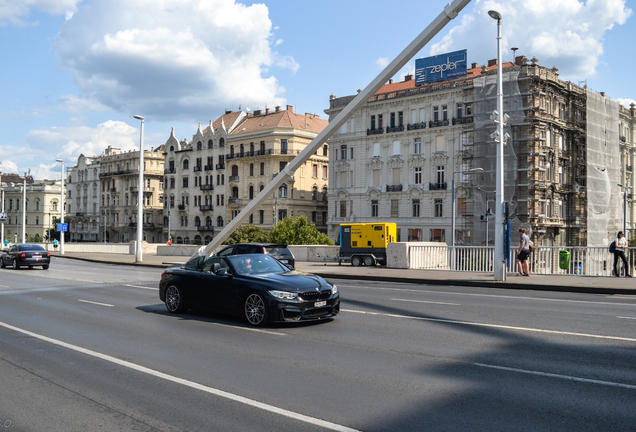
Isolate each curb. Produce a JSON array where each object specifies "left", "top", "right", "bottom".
[{"left": 52, "top": 254, "right": 636, "bottom": 296}]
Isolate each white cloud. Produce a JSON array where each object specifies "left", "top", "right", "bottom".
[
  {"left": 0, "top": 0, "right": 82, "bottom": 26},
  {"left": 376, "top": 57, "right": 389, "bottom": 68},
  {"left": 617, "top": 98, "right": 636, "bottom": 108},
  {"left": 1, "top": 159, "right": 18, "bottom": 174},
  {"left": 429, "top": 0, "right": 632, "bottom": 80},
  {"left": 55, "top": 0, "right": 295, "bottom": 121},
  {"left": 58, "top": 95, "right": 108, "bottom": 113}
]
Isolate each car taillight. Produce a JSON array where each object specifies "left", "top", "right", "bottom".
[
  {"left": 46, "top": 253, "right": 51, "bottom": 257},
  {"left": 20, "top": 253, "right": 26, "bottom": 258},
  {"left": 161, "top": 272, "right": 165, "bottom": 279}
]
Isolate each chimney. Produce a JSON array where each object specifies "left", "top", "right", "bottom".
[
  {"left": 254, "top": 109, "right": 261, "bottom": 116},
  {"left": 488, "top": 59, "right": 497, "bottom": 67},
  {"left": 404, "top": 74, "right": 413, "bottom": 81},
  {"left": 286, "top": 105, "right": 293, "bottom": 113},
  {"left": 275, "top": 106, "right": 281, "bottom": 112},
  {"left": 600, "top": 92, "right": 605, "bottom": 97},
  {"left": 471, "top": 62, "right": 478, "bottom": 69},
  {"left": 389, "top": 79, "right": 393, "bottom": 84},
  {"left": 265, "top": 108, "right": 270, "bottom": 114}
]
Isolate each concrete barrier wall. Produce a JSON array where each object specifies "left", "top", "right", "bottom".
[
  {"left": 129, "top": 241, "right": 161, "bottom": 255},
  {"left": 387, "top": 242, "right": 447, "bottom": 269},
  {"left": 34, "top": 243, "right": 131, "bottom": 254},
  {"left": 287, "top": 245, "right": 340, "bottom": 262}
]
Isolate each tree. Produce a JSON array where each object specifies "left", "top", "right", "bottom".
[
  {"left": 224, "top": 225, "right": 269, "bottom": 245},
  {"left": 268, "top": 216, "right": 334, "bottom": 246}
]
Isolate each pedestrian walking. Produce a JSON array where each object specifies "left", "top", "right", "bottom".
[
  {"left": 53, "top": 239, "right": 58, "bottom": 251},
  {"left": 516, "top": 228, "right": 531, "bottom": 276},
  {"left": 612, "top": 231, "right": 631, "bottom": 277}
]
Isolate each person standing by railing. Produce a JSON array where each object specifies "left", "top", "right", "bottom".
[
  {"left": 516, "top": 228, "right": 530, "bottom": 276},
  {"left": 613, "top": 231, "right": 631, "bottom": 277}
]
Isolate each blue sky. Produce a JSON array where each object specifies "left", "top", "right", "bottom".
[{"left": 1, "top": 0, "right": 633, "bottom": 180}]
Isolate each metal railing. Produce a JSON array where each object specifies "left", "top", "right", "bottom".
[{"left": 408, "top": 245, "right": 634, "bottom": 277}]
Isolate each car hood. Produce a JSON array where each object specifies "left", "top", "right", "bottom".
[{"left": 240, "top": 271, "right": 330, "bottom": 291}]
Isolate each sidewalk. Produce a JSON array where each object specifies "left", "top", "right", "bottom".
[{"left": 50, "top": 251, "right": 636, "bottom": 296}]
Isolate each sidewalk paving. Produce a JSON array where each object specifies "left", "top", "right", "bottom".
[{"left": 50, "top": 251, "right": 636, "bottom": 296}]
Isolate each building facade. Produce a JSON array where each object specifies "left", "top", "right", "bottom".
[
  {"left": 66, "top": 154, "right": 101, "bottom": 241},
  {"left": 326, "top": 55, "right": 631, "bottom": 247},
  {"left": 99, "top": 146, "right": 165, "bottom": 243},
  {"left": 163, "top": 106, "right": 329, "bottom": 244},
  {"left": 0, "top": 175, "right": 62, "bottom": 243}
]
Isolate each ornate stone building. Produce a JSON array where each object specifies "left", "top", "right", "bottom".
[{"left": 66, "top": 154, "right": 101, "bottom": 241}]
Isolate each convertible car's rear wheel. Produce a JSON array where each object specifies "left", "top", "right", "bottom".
[
  {"left": 245, "top": 293, "right": 267, "bottom": 326},
  {"left": 165, "top": 285, "right": 187, "bottom": 314}
]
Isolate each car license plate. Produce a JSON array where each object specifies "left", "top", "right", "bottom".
[
  {"left": 314, "top": 301, "right": 327, "bottom": 308},
  {"left": 34, "top": 255, "right": 41, "bottom": 260}
]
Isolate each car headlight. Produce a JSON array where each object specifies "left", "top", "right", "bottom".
[
  {"left": 331, "top": 284, "right": 338, "bottom": 295},
  {"left": 268, "top": 290, "right": 299, "bottom": 301}
]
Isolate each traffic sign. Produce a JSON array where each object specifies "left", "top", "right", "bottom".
[
  {"left": 57, "top": 223, "right": 68, "bottom": 232},
  {"left": 0, "top": 212, "right": 6, "bottom": 222}
]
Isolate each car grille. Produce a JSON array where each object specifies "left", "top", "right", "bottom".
[
  {"left": 299, "top": 290, "right": 331, "bottom": 302},
  {"left": 302, "top": 307, "right": 334, "bottom": 318}
]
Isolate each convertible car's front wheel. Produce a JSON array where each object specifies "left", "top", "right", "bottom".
[
  {"left": 245, "top": 293, "right": 268, "bottom": 326},
  {"left": 165, "top": 285, "right": 187, "bottom": 314}
]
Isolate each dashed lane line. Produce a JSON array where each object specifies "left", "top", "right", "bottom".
[{"left": 78, "top": 299, "right": 114, "bottom": 307}]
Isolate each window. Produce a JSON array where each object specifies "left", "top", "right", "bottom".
[
  {"left": 393, "top": 141, "right": 400, "bottom": 155},
  {"left": 249, "top": 185, "right": 254, "bottom": 199},
  {"left": 279, "top": 184, "right": 288, "bottom": 198},
  {"left": 259, "top": 210, "right": 264, "bottom": 224},
  {"left": 350, "top": 147, "right": 354, "bottom": 160},
  {"left": 373, "top": 143, "right": 380, "bottom": 157},
  {"left": 546, "top": 129, "right": 551, "bottom": 147},
  {"left": 412, "top": 199, "right": 420, "bottom": 217},
  {"left": 312, "top": 164, "right": 318, "bottom": 178},
  {"left": 442, "top": 105, "right": 448, "bottom": 121},
  {"left": 457, "top": 103, "right": 463, "bottom": 119},
  {"left": 434, "top": 199, "right": 443, "bottom": 217},
  {"left": 559, "top": 200, "right": 564, "bottom": 219},
  {"left": 373, "top": 169, "right": 381, "bottom": 186},
  {"left": 183, "top": 177, "right": 189, "bottom": 188},
  {"left": 546, "top": 201, "right": 551, "bottom": 218},
  {"left": 414, "top": 167, "right": 422, "bottom": 185},
  {"left": 323, "top": 144, "right": 328, "bottom": 156},
  {"left": 183, "top": 159, "right": 189, "bottom": 169},
  {"left": 208, "top": 139, "right": 213, "bottom": 149},
  {"left": 249, "top": 164, "right": 254, "bottom": 176},
  {"left": 413, "top": 138, "right": 421, "bottom": 154},
  {"left": 408, "top": 228, "right": 422, "bottom": 241},
  {"left": 546, "top": 162, "right": 552, "bottom": 181},
  {"left": 370, "top": 115, "right": 376, "bottom": 130},
  {"left": 430, "top": 229, "right": 445, "bottom": 242},
  {"left": 433, "top": 106, "right": 439, "bottom": 122},
  {"left": 371, "top": 200, "right": 378, "bottom": 217},
  {"left": 323, "top": 166, "right": 328, "bottom": 179},
  {"left": 278, "top": 209, "right": 287, "bottom": 221},
  {"left": 219, "top": 138, "right": 225, "bottom": 148},
  {"left": 341, "top": 145, "right": 347, "bottom": 160},
  {"left": 559, "top": 104, "right": 566, "bottom": 120},
  {"left": 279, "top": 161, "right": 287, "bottom": 171},
  {"left": 391, "top": 199, "right": 398, "bottom": 217},
  {"left": 260, "top": 163, "right": 265, "bottom": 176},
  {"left": 398, "top": 111, "right": 403, "bottom": 126},
  {"left": 281, "top": 139, "right": 288, "bottom": 154},
  {"left": 558, "top": 166, "right": 563, "bottom": 184},
  {"left": 197, "top": 141, "right": 202, "bottom": 151},
  {"left": 558, "top": 134, "right": 563, "bottom": 151},
  {"left": 436, "top": 166, "right": 445, "bottom": 185},
  {"left": 378, "top": 114, "right": 383, "bottom": 129}
]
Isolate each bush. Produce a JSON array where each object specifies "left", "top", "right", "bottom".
[
  {"left": 269, "top": 216, "right": 334, "bottom": 246},
  {"left": 224, "top": 225, "right": 269, "bottom": 245}
]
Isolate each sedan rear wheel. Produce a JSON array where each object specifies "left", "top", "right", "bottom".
[
  {"left": 165, "top": 285, "right": 187, "bottom": 314},
  {"left": 245, "top": 293, "right": 267, "bottom": 326},
  {"left": 43, "top": 265, "right": 49, "bottom": 270},
  {"left": 0, "top": 259, "right": 5, "bottom": 269},
  {"left": 12, "top": 260, "right": 20, "bottom": 270}
]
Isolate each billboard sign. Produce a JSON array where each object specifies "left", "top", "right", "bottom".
[{"left": 415, "top": 50, "right": 467, "bottom": 85}]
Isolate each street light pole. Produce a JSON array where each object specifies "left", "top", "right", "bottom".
[
  {"left": 56, "top": 159, "right": 65, "bottom": 255},
  {"left": 133, "top": 115, "right": 145, "bottom": 262},
  {"left": 489, "top": 9, "right": 506, "bottom": 281},
  {"left": 618, "top": 183, "right": 632, "bottom": 237}
]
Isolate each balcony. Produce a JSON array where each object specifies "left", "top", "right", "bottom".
[
  {"left": 229, "top": 175, "right": 240, "bottom": 183},
  {"left": 199, "top": 205, "right": 213, "bottom": 211},
  {"left": 128, "top": 222, "right": 156, "bottom": 228},
  {"left": 366, "top": 128, "right": 384, "bottom": 136},
  {"left": 620, "top": 136, "right": 627, "bottom": 143},
  {"left": 429, "top": 182, "right": 448, "bottom": 190},
  {"left": 99, "top": 169, "right": 134, "bottom": 178},
  {"left": 164, "top": 167, "right": 176, "bottom": 174},
  {"left": 385, "top": 125, "right": 405, "bottom": 133},
  {"left": 200, "top": 184, "right": 214, "bottom": 191},
  {"left": 429, "top": 120, "right": 450, "bottom": 128},
  {"left": 75, "top": 212, "right": 84, "bottom": 216},
  {"left": 109, "top": 188, "right": 117, "bottom": 193},
  {"left": 177, "top": 204, "right": 186, "bottom": 211},
  {"left": 216, "top": 163, "right": 225, "bottom": 170},
  {"left": 193, "top": 166, "right": 203, "bottom": 172},
  {"left": 204, "top": 165, "right": 213, "bottom": 171},
  {"left": 197, "top": 225, "right": 215, "bottom": 232},
  {"left": 452, "top": 117, "right": 474, "bottom": 125},
  {"left": 130, "top": 186, "right": 155, "bottom": 193},
  {"left": 386, "top": 184, "right": 403, "bottom": 192},
  {"left": 406, "top": 122, "right": 427, "bottom": 131},
  {"left": 228, "top": 198, "right": 242, "bottom": 205}
]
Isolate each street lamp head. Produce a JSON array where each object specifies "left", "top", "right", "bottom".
[
  {"left": 469, "top": 168, "right": 484, "bottom": 173},
  {"left": 55, "top": 159, "right": 64, "bottom": 163},
  {"left": 488, "top": 10, "right": 502, "bottom": 20},
  {"left": 133, "top": 115, "right": 144, "bottom": 121}
]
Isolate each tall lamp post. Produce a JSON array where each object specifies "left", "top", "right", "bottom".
[
  {"left": 55, "top": 159, "right": 65, "bottom": 255},
  {"left": 477, "top": 188, "right": 495, "bottom": 245},
  {"left": 133, "top": 115, "right": 145, "bottom": 263},
  {"left": 451, "top": 168, "right": 483, "bottom": 249},
  {"left": 488, "top": 9, "right": 507, "bottom": 281},
  {"left": 618, "top": 183, "right": 632, "bottom": 238}
]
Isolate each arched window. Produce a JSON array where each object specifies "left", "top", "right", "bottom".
[
  {"left": 232, "top": 187, "right": 239, "bottom": 198},
  {"left": 220, "top": 138, "right": 225, "bottom": 148},
  {"left": 195, "top": 216, "right": 201, "bottom": 227},
  {"left": 183, "top": 159, "right": 189, "bottom": 169},
  {"left": 279, "top": 184, "right": 288, "bottom": 198},
  {"left": 221, "top": 174, "right": 224, "bottom": 185},
  {"left": 204, "top": 235, "right": 212, "bottom": 244},
  {"left": 194, "top": 235, "right": 202, "bottom": 245},
  {"left": 322, "top": 186, "right": 328, "bottom": 202},
  {"left": 170, "top": 178, "right": 175, "bottom": 188},
  {"left": 217, "top": 216, "right": 224, "bottom": 227},
  {"left": 260, "top": 184, "right": 264, "bottom": 192},
  {"left": 312, "top": 186, "right": 318, "bottom": 200},
  {"left": 197, "top": 141, "right": 202, "bottom": 150},
  {"left": 206, "top": 216, "right": 212, "bottom": 226},
  {"left": 216, "top": 174, "right": 220, "bottom": 185},
  {"left": 170, "top": 145, "right": 174, "bottom": 152},
  {"left": 208, "top": 139, "right": 213, "bottom": 149},
  {"left": 249, "top": 185, "right": 254, "bottom": 199}
]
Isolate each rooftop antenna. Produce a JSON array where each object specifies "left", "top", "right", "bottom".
[{"left": 511, "top": 47, "right": 518, "bottom": 61}]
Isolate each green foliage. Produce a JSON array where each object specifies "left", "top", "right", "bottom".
[
  {"left": 28, "top": 234, "right": 42, "bottom": 243},
  {"left": 268, "top": 216, "right": 334, "bottom": 246},
  {"left": 224, "top": 225, "right": 270, "bottom": 245}
]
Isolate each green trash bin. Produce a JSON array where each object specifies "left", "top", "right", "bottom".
[{"left": 559, "top": 250, "right": 571, "bottom": 270}]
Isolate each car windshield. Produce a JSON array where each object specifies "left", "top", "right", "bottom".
[
  {"left": 20, "top": 244, "right": 45, "bottom": 251},
  {"left": 227, "top": 254, "right": 287, "bottom": 275},
  {"left": 265, "top": 246, "right": 290, "bottom": 256}
]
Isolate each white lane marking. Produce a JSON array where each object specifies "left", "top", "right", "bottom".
[
  {"left": 617, "top": 316, "right": 636, "bottom": 320},
  {"left": 339, "top": 284, "right": 636, "bottom": 307},
  {"left": 474, "top": 363, "right": 636, "bottom": 390},
  {"left": 210, "top": 322, "right": 287, "bottom": 336},
  {"left": 78, "top": 299, "right": 114, "bottom": 307},
  {"left": 0, "top": 320, "right": 358, "bottom": 432},
  {"left": 391, "top": 298, "right": 460, "bottom": 306},
  {"left": 123, "top": 284, "right": 159, "bottom": 291},
  {"left": 341, "top": 309, "right": 636, "bottom": 343}
]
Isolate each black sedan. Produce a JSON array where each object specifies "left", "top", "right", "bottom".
[
  {"left": 1, "top": 244, "right": 51, "bottom": 270},
  {"left": 159, "top": 254, "right": 339, "bottom": 326}
]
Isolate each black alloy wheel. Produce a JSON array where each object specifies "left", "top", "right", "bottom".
[
  {"left": 12, "top": 260, "right": 19, "bottom": 270},
  {"left": 165, "top": 285, "right": 187, "bottom": 313},
  {"left": 245, "top": 293, "right": 267, "bottom": 326},
  {"left": 43, "top": 265, "right": 49, "bottom": 270}
]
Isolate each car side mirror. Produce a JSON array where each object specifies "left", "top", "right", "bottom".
[{"left": 215, "top": 268, "right": 232, "bottom": 277}]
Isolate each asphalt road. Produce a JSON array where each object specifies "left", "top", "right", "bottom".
[{"left": 1, "top": 257, "right": 636, "bottom": 431}]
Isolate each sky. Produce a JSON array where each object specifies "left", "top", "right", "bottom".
[{"left": 0, "top": 0, "right": 634, "bottom": 180}]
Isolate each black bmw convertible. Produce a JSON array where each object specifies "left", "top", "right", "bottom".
[{"left": 159, "top": 254, "right": 339, "bottom": 326}]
